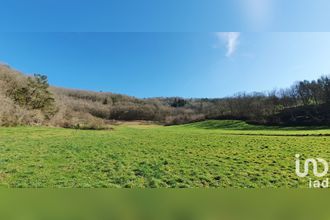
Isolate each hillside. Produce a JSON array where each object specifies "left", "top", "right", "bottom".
[
  {"left": 1, "top": 64, "right": 330, "bottom": 128},
  {"left": 0, "top": 64, "right": 205, "bottom": 128}
]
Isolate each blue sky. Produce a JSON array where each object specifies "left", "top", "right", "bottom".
[
  {"left": 1, "top": 0, "right": 330, "bottom": 31},
  {"left": 1, "top": 1, "right": 330, "bottom": 97},
  {"left": 1, "top": 32, "right": 330, "bottom": 98}
]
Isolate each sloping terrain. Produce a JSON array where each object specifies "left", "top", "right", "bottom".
[
  {"left": 0, "top": 64, "right": 205, "bottom": 128},
  {"left": 1, "top": 64, "right": 330, "bottom": 128}
]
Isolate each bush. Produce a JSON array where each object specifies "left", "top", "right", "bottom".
[
  {"left": 9, "top": 74, "right": 56, "bottom": 116},
  {"left": 165, "top": 113, "right": 205, "bottom": 125}
]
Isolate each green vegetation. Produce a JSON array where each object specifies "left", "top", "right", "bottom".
[
  {"left": 10, "top": 74, "right": 56, "bottom": 117},
  {"left": 1, "top": 64, "right": 329, "bottom": 188},
  {"left": 0, "top": 120, "right": 329, "bottom": 188}
]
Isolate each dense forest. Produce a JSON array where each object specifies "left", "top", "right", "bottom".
[{"left": 0, "top": 64, "right": 329, "bottom": 129}]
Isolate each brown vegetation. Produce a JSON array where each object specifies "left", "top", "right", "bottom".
[{"left": 1, "top": 64, "right": 330, "bottom": 128}]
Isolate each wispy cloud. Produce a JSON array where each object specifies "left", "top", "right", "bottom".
[{"left": 216, "top": 32, "right": 241, "bottom": 57}]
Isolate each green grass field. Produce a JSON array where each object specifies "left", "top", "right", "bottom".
[{"left": 0, "top": 120, "right": 329, "bottom": 188}]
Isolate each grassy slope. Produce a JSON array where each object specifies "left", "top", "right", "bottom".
[{"left": 0, "top": 120, "right": 329, "bottom": 188}]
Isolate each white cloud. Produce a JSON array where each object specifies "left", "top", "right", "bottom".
[{"left": 216, "top": 32, "right": 241, "bottom": 57}]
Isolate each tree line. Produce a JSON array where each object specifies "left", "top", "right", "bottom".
[
  {"left": 52, "top": 74, "right": 330, "bottom": 126},
  {"left": 1, "top": 64, "right": 330, "bottom": 128}
]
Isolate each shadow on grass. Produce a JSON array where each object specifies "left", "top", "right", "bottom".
[{"left": 180, "top": 120, "right": 330, "bottom": 131}]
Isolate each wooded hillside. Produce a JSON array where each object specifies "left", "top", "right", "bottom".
[{"left": 1, "top": 64, "right": 329, "bottom": 128}]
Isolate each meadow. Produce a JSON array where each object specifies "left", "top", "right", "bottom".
[{"left": 0, "top": 120, "right": 329, "bottom": 188}]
